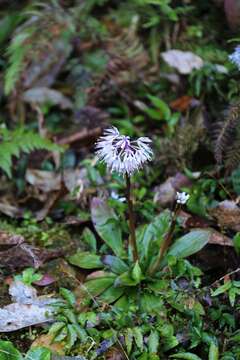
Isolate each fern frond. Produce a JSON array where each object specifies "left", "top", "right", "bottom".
[
  {"left": 4, "top": 31, "right": 32, "bottom": 95},
  {"left": 214, "top": 103, "right": 240, "bottom": 164},
  {"left": 0, "top": 128, "right": 62, "bottom": 177}
]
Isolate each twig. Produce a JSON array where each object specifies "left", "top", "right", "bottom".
[
  {"left": 208, "top": 267, "right": 240, "bottom": 289},
  {"left": 57, "top": 127, "right": 102, "bottom": 146}
]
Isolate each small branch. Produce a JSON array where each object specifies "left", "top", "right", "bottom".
[
  {"left": 208, "top": 267, "right": 240, "bottom": 289},
  {"left": 126, "top": 175, "right": 139, "bottom": 262},
  {"left": 57, "top": 127, "right": 102, "bottom": 146}
]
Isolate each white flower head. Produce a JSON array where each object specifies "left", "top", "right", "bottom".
[
  {"left": 176, "top": 191, "right": 190, "bottom": 205},
  {"left": 229, "top": 46, "right": 240, "bottom": 70},
  {"left": 95, "top": 127, "right": 153, "bottom": 176}
]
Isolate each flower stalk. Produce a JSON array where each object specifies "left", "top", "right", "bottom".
[
  {"left": 148, "top": 203, "right": 180, "bottom": 276},
  {"left": 95, "top": 126, "right": 153, "bottom": 263},
  {"left": 148, "top": 191, "right": 189, "bottom": 276},
  {"left": 126, "top": 174, "right": 139, "bottom": 262}
]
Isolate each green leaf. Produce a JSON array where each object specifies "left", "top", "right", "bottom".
[
  {"left": 85, "top": 277, "right": 115, "bottom": 297},
  {"left": 115, "top": 271, "right": 139, "bottom": 287},
  {"left": 148, "top": 330, "right": 159, "bottom": 353},
  {"left": 99, "top": 285, "right": 125, "bottom": 303},
  {"left": 102, "top": 255, "right": 129, "bottom": 274},
  {"left": 59, "top": 288, "right": 76, "bottom": 307},
  {"left": 166, "top": 229, "right": 211, "bottom": 262},
  {"left": 233, "top": 232, "right": 240, "bottom": 255},
  {"left": 163, "top": 336, "right": 179, "bottom": 351},
  {"left": 48, "top": 322, "right": 66, "bottom": 336},
  {"left": 0, "top": 341, "right": 22, "bottom": 360},
  {"left": 140, "top": 293, "right": 164, "bottom": 314},
  {"left": 91, "top": 197, "right": 124, "bottom": 257},
  {"left": 147, "top": 95, "right": 171, "bottom": 120},
  {"left": 229, "top": 287, "right": 236, "bottom": 307},
  {"left": 25, "top": 347, "right": 51, "bottom": 360},
  {"left": 140, "top": 210, "right": 170, "bottom": 260},
  {"left": 66, "top": 324, "right": 78, "bottom": 349},
  {"left": 132, "top": 327, "right": 144, "bottom": 351},
  {"left": 78, "top": 312, "right": 97, "bottom": 327},
  {"left": 62, "top": 309, "right": 77, "bottom": 324},
  {"left": 54, "top": 326, "right": 68, "bottom": 342},
  {"left": 170, "top": 353, "right": 202, "bottom": 360},
  {"left": 68, "top": 251, "right": 102, "bottom": 269},
  {"left": 125, "top": 328, "right": 133, "bottom": 354},
  {"left": 208, "top": 342, "right": 219, "bottom": 360},
  {"left": 132, "top": 261, "right": 143, "bottom": 283},
  {"left": 71, "top": 324, "right": 88, "bottom": 343},
  {"left": 211, "top": 281, "right": 232, "bottom": 297},
  {"left": 82, "top": 228, "right": 97, "bottom": 253}
]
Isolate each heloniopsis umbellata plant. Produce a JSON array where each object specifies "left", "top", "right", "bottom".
[{"left": 68, "top": 127, "right": 212, "bottom": 311}]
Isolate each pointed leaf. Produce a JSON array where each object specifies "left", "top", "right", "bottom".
[
  {"left": 166, "top": 229, "right": 211, "bottom": 261},
  {"left": 211, "top": 281, "right": 232, "bottom": 297},
  {"left": 115, "top": 271, "right": 138, "bottom": 287},
  {"left": 208, "top": 342, "right": 219, "bottom": 360},
  {"left": 85, "top": 277, "right": 115, "bottom": 297},
  {"left": 99, "top": 286, "right": 125, "bottom": 303},
  {"left": 59, "top": 288, "right": 76, "bottom": 307},
  {"left": 170, "top": 353, "right": 202, "bottom": 360},
  {"left": 82, "top": 228, "right": 97, "bottom": 253},
  {"left": 148, "top": 330, "right": 159, "bottom": 353},
  {"left": 132, "top": 261, "right": 143, "bottom": 283},
  {"left": 68, "top": 251, "right": 102, "bottom": 269},
  {"left": 0, "top": 341, "right": 22, "bottom": 360},
  {"left": 25, "top": 347, "right": 51, "bottom": 360},
  {"left": 132, "top": 327, "right": 144, "bottom": 352},
  {"left": 102, "top": 255, "right": 129, "bottom": 274},
  {"left": 91, "top": 197, "right": 124, "bottom": 257}
]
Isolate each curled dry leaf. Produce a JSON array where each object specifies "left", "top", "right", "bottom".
[{"left": 209, "top": 200, "right": 240, "bottom": 231}]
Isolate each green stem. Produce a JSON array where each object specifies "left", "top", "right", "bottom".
[
  {"left": 148, "top": 204, "right": 180, "bottom": 276},
  {"left": 126, "top": 175, "right": 139, "bottom": 262}
]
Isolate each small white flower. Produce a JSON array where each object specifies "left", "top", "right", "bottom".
[
  {"left": 176, "top": 191, "right": 190, "bottom": 205},
  {"left": 111, "top": 190, "right": 126, "bottom": 202},
  {"left": 229, "top": 46, "right": 240, "bottom": 70},
  {"left": 95, "top": 127, "right": 153, "bottom": 176}
]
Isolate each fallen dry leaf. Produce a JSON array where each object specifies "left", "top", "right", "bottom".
[
  {"left": 0, "top": 281, "right": 58, "bottom": 332},
  {"left": 0, "top": 231, "right": 24, "bottom": 246},
  {"left": 33, "top": 273, "right": 56, "bottom": 287},
  {"left": 161, "top": 49, "right": 204, "bottom": 74},
  {"left": 106, "top": 347, "right": 126, "bottom": 360},
  {"left": 23, "top": 87, "right": 73, "bottom": 110},
  {"left": 154, "top": 173, "right": 192, "bottom": 207},
  {"left": 31, "top": 334, "right": 65, "bottom": 355},
  {"left": 224, "top": 0, "right": 240, "bottom": 29},
  {"left": 0, "top": 201, "right": 23, "bottom": 218},
  {"left": 178, "top": 211, "right": 233, "bottom": 246},
  {"left": 0, "top": 242, "right": 63, "bottom": 271},
  {"left": 209, "top": 200, "right": 240, "bottom": 231},
  {"left": 170, "top": 96, "right": 197, "bottom": 112},
  {"left": 26, "top": 169, "right": 61, "bottom": 193}
]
